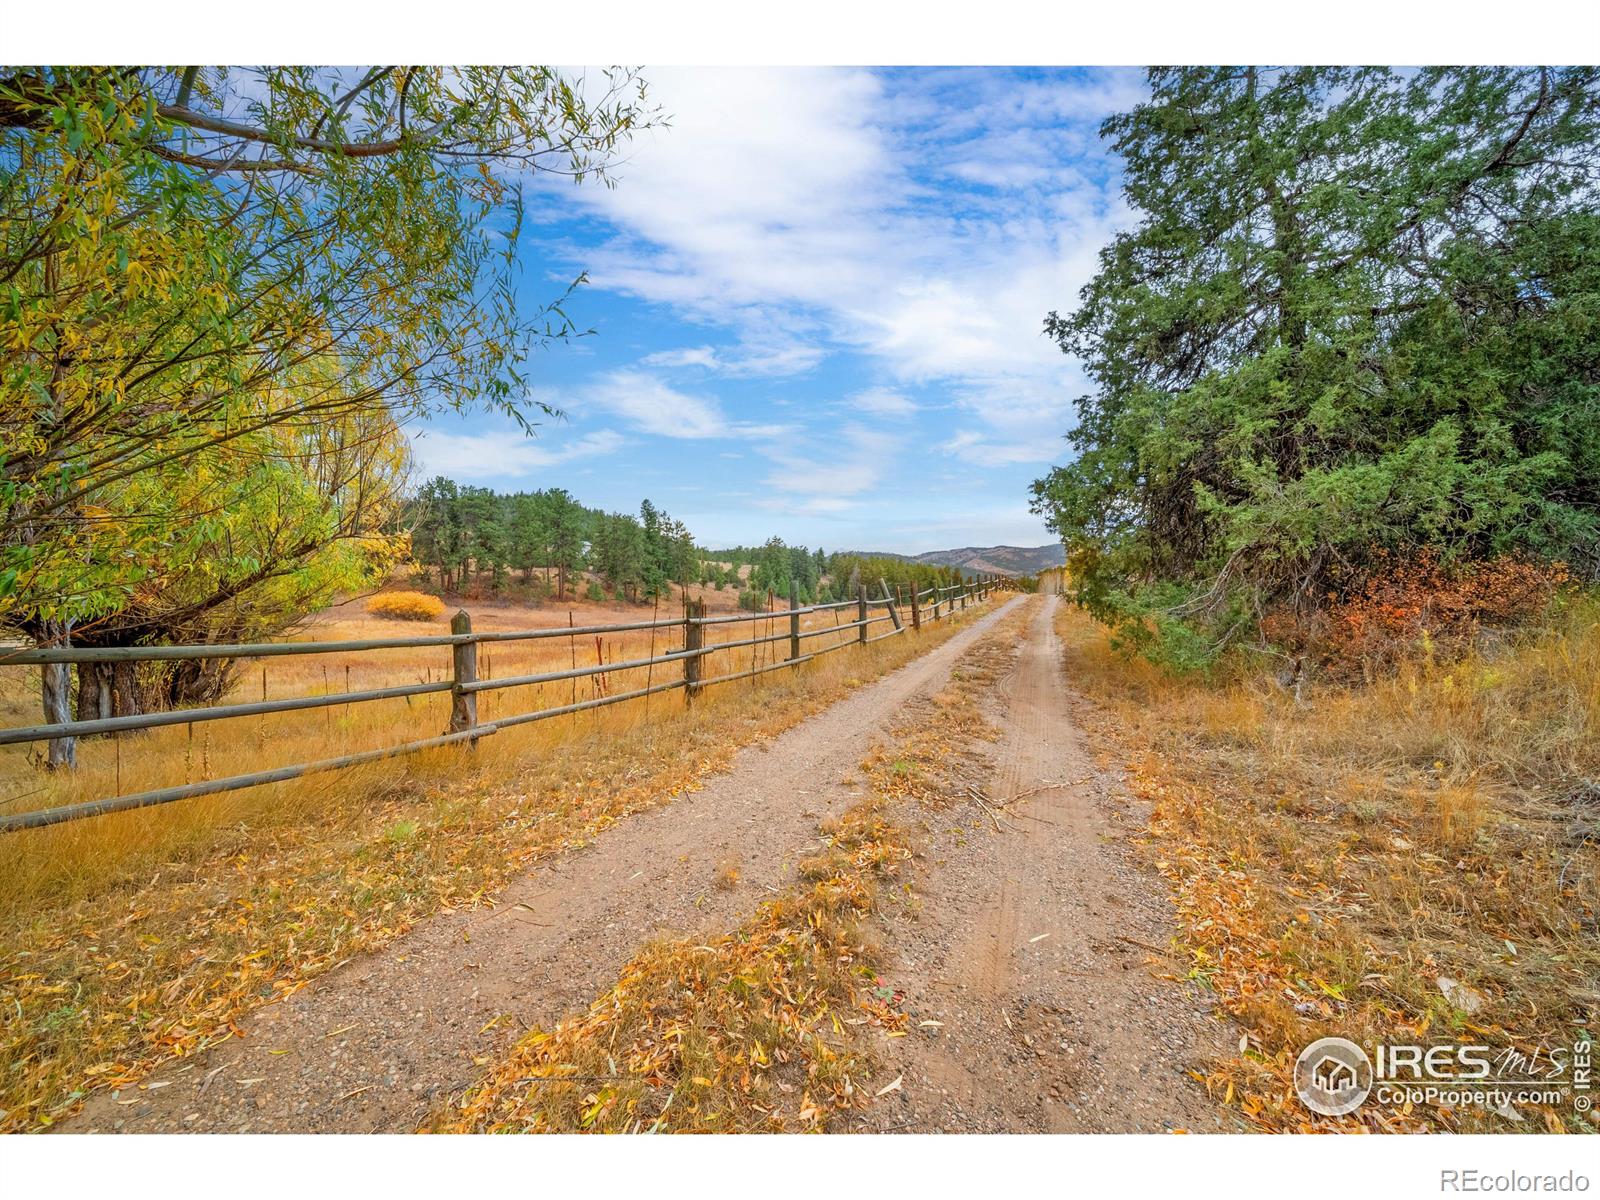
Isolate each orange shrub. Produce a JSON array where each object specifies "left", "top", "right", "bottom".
[
  {"left": 1264, "top": 549, "right": 1570, "bottom": 681},
  {"left": 365, "top": 591, "right": 447, "bottom": 622}
]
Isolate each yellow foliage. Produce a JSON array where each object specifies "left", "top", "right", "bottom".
[{"left": 365, "top": 591, "right": 447, "bottom": 622}]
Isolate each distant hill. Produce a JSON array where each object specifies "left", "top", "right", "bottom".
[{"left": 845, "top": 543, "right": 1065, "bottom": 578}]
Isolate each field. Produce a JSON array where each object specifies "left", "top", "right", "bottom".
[{"left": 1, "top": 573, "right": 859, "bottom": 844}]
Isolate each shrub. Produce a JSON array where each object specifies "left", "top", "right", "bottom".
[
  {"left": 366, "top": 591, "right": 447, "bottom": 622},
  {"left": 1263, "top": 550, "right": 1571, "bottom": 682},
  {"left": 585, "top": 581, "right": 604, "bottom": 602}
]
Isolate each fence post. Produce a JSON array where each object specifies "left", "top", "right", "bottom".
[
  {"left": 684, "top": 599, "right": 704, "bottom": 704},
  {"left": 909, "top": 582, "right": 921, "bottom": 632},
  {"left": 880, "top": 578, "right": 903, "bottom": 631},
  {"left": 857, "top": 584, "right": 869, "bottom": 645},
  {"left": 448, "top": 609, "right": 479, "bottom": 738},
  {"left": 788, "top": 579, "right": 801, "bottom": 661}
]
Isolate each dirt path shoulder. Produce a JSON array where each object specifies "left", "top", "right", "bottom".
[
  {"left": 68, "top": 598, "right": 1025, "bottom": 1134},
  {"left": 860, "top": 594, "right": 1236, "bottom": 1132}
]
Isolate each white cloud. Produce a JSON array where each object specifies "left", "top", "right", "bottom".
[
  {"left": 761, "top": 424, "right": 900, "bottom": 504},
  {"left": 850, "top": 387, "right": 918, "bottom": 418},
  {"left": 409, "top": 428, "right": 623, "bottom": 482},
  {"left": 545, "top": 67, "right": 1139, "bottom": 453},
  {"left": 640, "top": 336, "right": 825, "bottom": 378},
  {"left": 941, "top": 429, "right": 1063, "bottom": 467},
  {"left": 640, "top": 345, "right": 722, "bottom": 370},
  {"left": 575, "top": 369, "right": 790, "bottom": 441}
]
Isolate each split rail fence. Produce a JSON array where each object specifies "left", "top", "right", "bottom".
[{"left": 0, "top": 576, "right": 1002, "bottom": 833}]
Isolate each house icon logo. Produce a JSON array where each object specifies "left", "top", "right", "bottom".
[{"left": 1294, "top": 1037, "right": 1373, "bottom": 1117}]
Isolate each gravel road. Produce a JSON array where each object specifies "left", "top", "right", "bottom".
[{"left": 858, "top": 594, "right": 1237, "bottom": 1133}]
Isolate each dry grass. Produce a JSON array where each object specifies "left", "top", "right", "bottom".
[
  {"left": 434, "top": 607, "right": 1020, "bottom": 1133},
  {"left": 0, "top": 595, "right": 888, "bottom": 904},
  {"left": 1056, "top": 595, "right": 1600, "bottom": 1133},
  {"left": 0, "top": 593, "right": 997, "bottom": 1131}
]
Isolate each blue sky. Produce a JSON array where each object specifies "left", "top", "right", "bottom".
[{"left": 409, "top": 67, "right": 1146, "bottom": 555}]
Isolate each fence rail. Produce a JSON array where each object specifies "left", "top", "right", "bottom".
[{"left": 0, "top": 576, "right": 1004, "bottom": 832}]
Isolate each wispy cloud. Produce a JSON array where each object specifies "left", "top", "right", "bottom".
[
  {"left": 550, "top": 67, "right": 1137, "bottom": 455},
  {"left": 640, "top": 345, "right": 722, "bottom": 370},
  {"left": 409, "top": 428, "right": 624, "bottom": 482},
  {"left": 575, "top": 369, "right": 790, "bottom": 440},
  {"left": 941, "top": 429, "right": 1061, "bottom": 467},
  {"left": 850, "top": 387, "right": 918, "bottom": 418},
  {"left": 760, "top": 424, "right": 901, "bottom": 506},
  {"left": 640, "top": 333, "right": 824, "bottom": 378}
]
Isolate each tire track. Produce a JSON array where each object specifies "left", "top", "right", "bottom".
[{"left": 865, "top": 594, "right": 1236, "bottom": 1133}]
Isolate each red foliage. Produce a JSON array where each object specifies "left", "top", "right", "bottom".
[{"left": 1265, "top": 550, "right": 1570, "bottom": 681}]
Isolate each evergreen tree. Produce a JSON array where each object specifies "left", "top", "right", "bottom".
[{"left": 1031, "top": 67, "right": 1600, "bottom": 667}]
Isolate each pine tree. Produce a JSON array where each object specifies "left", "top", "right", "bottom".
[{"left": 1032, "top": 67, "right": 1600, "bottom": 667}]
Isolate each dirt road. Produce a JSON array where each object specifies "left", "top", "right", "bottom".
[
  {"left": 69, "top": 597, "right": 1026, "bottom": 1134},
  {"left": 70, "top": 593, "right": 1230, "bottom": 1134},
  {"left": 860, "top": 594, "right": 1234, "bottom": 1132}
]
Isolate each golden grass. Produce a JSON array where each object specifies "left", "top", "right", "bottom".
[
  {"left": 434, "top": 605, "right": 1023, "bottom": 1133},
  {"left": 1056, "top": 594, "right": 1600, "bottom": 1133},
  {"left": 0, "top": 594, "right": 997, "bottom": 1131},
  {"left": 0, "top": 599, "right": 891, "bottom": 903}
]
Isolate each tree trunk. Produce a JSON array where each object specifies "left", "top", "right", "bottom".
[
  {"left": 75, "top": 662, "right": 111, "bottom": 722},
  {"left": 39, "top": 618, "right": 76, "bottom": 768},
  {"left": 111, "top": 661, "right": 142, "bottom": 724}
]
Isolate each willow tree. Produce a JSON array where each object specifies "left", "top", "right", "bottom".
[
  {"left": 0, "top": 66, "right": 653, "bottom": 633},
  {"left": 1, "top": 67, "right": 651, "bottom": 758},
  {"left": 70, "top": 394, "right": 413, "bottom": 718},
  {"left": 1031, "top": 67, "right": 1600, "bottom": 669}
]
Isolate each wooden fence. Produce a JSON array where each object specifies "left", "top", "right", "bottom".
[{"left": 0, "top": 577, "right": 1002, "bottom": 832}]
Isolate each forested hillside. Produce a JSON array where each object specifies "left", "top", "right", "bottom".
[
  {"left": 845, "top": 543, "right": 1067, "bottom": 576},
  {"left": 406, "top": 481, "right": 973, "bottom": 609}
]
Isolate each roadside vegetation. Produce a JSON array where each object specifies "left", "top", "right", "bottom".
[
  {"left": 1031, "top": 67, "right": 1598, "bottom": 675},
  {"left": 1057, "top": 594, "right": 1599, "bottom": 1132},
  {"left": 1031, "top": 66, "right": 1598, "bottom": 1133}
]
